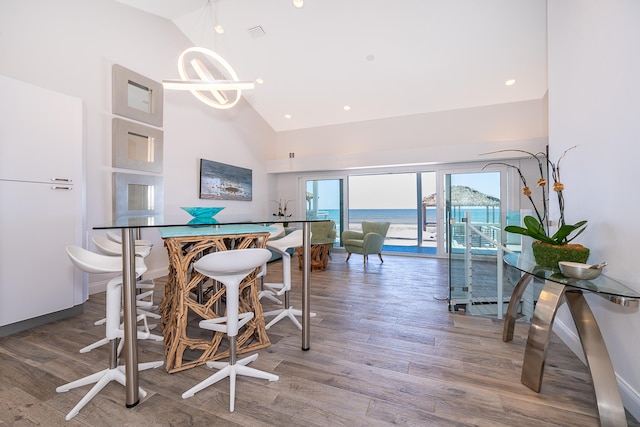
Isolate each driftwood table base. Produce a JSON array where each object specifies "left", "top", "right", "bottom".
[
  {"left": 297, "top": 243, "right": 331, "bottom": 271},
  {"left": 160, "top": 232, "right": 271, "bottom": 373}
]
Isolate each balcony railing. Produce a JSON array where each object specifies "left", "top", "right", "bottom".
[{"left": 449, "top": 210, "right": 541, "bottom": 321}]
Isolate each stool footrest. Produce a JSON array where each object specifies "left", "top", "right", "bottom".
[{"left": 199, "top": 311, "right": 255, "bottom": 333}]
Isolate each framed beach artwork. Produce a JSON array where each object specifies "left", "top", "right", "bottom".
[{"left": 199, "top": 158, "right": 252, "bottom": 201}]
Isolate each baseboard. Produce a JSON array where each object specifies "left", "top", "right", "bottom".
[
  {"left": 553, "top": 318, "right": 640, "bottom": 421},
  {"left": 87, "top": 266, "right": 169, "bottom": 295},
  {"left": 0, "top": 304, "right": 84, "bottom": 338}
]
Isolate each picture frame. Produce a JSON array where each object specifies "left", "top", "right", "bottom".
[
  {"left": 113, "top": 172, "right": 164, "bottom": 217},
  {"left": 112, "top": 118, "right": 163, "bottom": 173},
  {"left": 112, "top": 64, "right": 163, "bottom": 127},
  {"left": 199, "top": 158, "right": 252, "bottom": 201}
]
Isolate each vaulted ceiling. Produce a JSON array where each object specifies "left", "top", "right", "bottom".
[{"left": 114, "top": 0, "right": 548, "bottom": 132}]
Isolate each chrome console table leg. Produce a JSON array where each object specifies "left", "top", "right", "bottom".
[
  {"left": 565, "top": 290, "right": 627, "bottom": 427},
  {"left": 521, "top": 280, "right": 566, "bottom": 393},
  {"left": 503, "top": 272, "right": 534, "bottom": 342}
]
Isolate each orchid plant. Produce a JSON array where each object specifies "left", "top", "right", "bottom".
[
  {"left": 272, "top": 199, "right": 293, "bottom": 219},
  {"left": 483, "top": 146, "right": 587, "bottom": 246}
]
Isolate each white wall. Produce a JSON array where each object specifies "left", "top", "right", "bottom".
[
  {"left": 269, "top": 98, "right": 548, "bottom": 172},
  {"left": 548, "top": 0, "right": 640, "bottom": 418},
  {"left": 269, "top": 96, "right": 548, "bottom": 219},
  {"left": 0, "top": 0, "right": 276, "bottom": 291}
]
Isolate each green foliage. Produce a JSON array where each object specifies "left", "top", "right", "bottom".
[
  {"left": 484, "top": 146, "right": 588, "bottom": 246},
  {"left": 505, "top": 215, "right": 587, "bottom": 246}
]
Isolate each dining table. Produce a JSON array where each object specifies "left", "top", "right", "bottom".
[
  {"left": 159, "top": 223, "right": 272, "bottom": 373},
  {"left": 93, "top": 213, "right": 328, "bottom": 409}
]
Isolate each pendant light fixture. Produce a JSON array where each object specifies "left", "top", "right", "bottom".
[
  {"left": 162, "top": 1, "right": 254, "bottom": 109},
  {"left": 163, "top": 47, "right": 254, "bottom": 109}
]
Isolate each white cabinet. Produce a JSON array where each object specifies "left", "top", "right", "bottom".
[
  {"left": 0, "top": 180, "right": 82, "bottom": 325},
  {"left": 0, "top": 75, "right": 84, "bottom": 332},
  {"left": 0, "top": 79, "right": 82, "bottom": 182}
]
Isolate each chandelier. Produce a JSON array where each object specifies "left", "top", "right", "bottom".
[{"left": 162, "top": 47, "right": 254, "bottom": 110}]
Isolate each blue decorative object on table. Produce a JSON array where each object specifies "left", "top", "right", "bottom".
[{"left": 181, "top": 207, "right": 224, "bottom": 225}]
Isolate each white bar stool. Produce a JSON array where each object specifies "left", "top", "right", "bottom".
[
  {"left": 182, "top": 248, "right": 279, "bottom": 412},
  {"left": 262, "top": 230, "right": 316, "bottom": 330},
  {"left": 256, "top": 223, "right": 286, "bottom": 304},
  {"left": 105, "top": 230, "right": 153, "bottom": 248},
  {"left": 92, "top": 235, "right": 158, "bottom": 315},
  {"left": 86, "top": 236, "right": 161, "bottom": 354},
  {"left": 57, "top": 246, "right": 163, "bottom": 420}
]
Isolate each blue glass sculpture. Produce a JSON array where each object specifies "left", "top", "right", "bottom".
[{"left": 181, "top": 207, "right": 224, "bottom": 225}]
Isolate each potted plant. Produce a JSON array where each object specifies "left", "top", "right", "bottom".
[
  {"left": 273, "top": 199, "right": 293, "bottom": 227},
  {"left": 484, "top": 146, "right": 589, "bottom": 268}
]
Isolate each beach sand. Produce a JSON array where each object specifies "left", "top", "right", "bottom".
[{"left": 348, "top": 223, "right": 437, "bottom": 247}]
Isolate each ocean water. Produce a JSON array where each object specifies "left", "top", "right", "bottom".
[
  {"left": 314, "top": 207, "right": 503, "bottom": 243},
  {"left": 321, "top": 208, "right": 502, "bottom": 226}
]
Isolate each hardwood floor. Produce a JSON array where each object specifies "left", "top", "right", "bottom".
[{"left": 1, "top": 252, "right": 638, "bottom": 426}]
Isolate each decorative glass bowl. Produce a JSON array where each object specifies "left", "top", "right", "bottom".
[
  {"left": 181, "top": 207, "right": 224, "bottom": 224},
  {"left": 558, "top": 261, "right": 603, "bottom": 280}
]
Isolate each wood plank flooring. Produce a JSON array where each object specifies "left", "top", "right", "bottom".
[{"left": 1, "top": 252, "right": 638, "bottom": 426}]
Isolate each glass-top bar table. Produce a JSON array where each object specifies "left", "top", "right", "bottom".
[
  {"left": 93, "top": 214, "right": 328, "bottom": 409},
  {"left": 503, "top": 252, "right": 640, "bottom": 427}
]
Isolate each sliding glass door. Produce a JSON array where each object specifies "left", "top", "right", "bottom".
[
  {"left": 446, "top": 171, "right": 502, "bottom": 311},
  {"left": 420, "top": 172, "right": 437, "bottom": 252},
  {"left": 445, "top": 171, "right": 501, "bottom": 253},
  {"left": 305, "top": 178, "right": 343, "bottom": 245},
  {"left": 302, "top": 166, "right": 504, "bottom": 258},
  {"left": 345, "top": 172, "right": 439, "bottom": 254},
  {"left": 347, "top": 173, "right": 418, "bottom": 250}
]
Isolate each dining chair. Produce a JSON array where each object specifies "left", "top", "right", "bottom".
[
  {"left": 57, "top": 245, "right": 163, "bottom": 420},
  {"left": 262, "top": 230, "right": 316, "bottom": 330},
  {"left": 182, "top": 248, "right": 279, "bottom": 411}
]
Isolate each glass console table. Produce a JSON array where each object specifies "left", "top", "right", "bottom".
[
  {"left": 503, "top": 252, "right": 640, "bottom": 427},
  {"left": 93, "top": 214, "right": 328, "bottom": 409}
]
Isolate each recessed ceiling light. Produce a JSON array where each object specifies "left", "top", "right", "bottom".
[
  {"left": 366, "top": 54, "right": 375, "bottom": 62},
  {"left": 255, "top": 77, "right": 264, "bottom": 84},
  {"left": 285, "top": 114, "right": 292, "bottom": 119},
  {"left": 292, "top": 0, "right": 304, "bottom": 8},
  {"left": 505, "top": 79, "right": 516, "bottom": 86},
  {"left": 343, "top": 105, "right": 351, "bottom": 111},
  {"left": 214, "top": 25, "right": 224, "bottom": 35}
]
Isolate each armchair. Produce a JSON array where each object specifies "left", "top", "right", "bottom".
[
  {"left": 310, "top": 220, "right": 336, "bottom": 246},
  {"left": 342, "top": 221, "right": 390, "bottom": 265}
]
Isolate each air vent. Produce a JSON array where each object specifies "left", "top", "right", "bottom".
[{"left": 248, "top": 26, "right": 265, "bottom": 38}]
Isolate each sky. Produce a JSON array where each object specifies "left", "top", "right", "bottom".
[{"left": 307, "top": 171, "right": 501, "bottom": 210}]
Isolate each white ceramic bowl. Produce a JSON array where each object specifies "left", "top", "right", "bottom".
[{"left": 558, "top": 261, "right": 602, "bottom": 280}]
